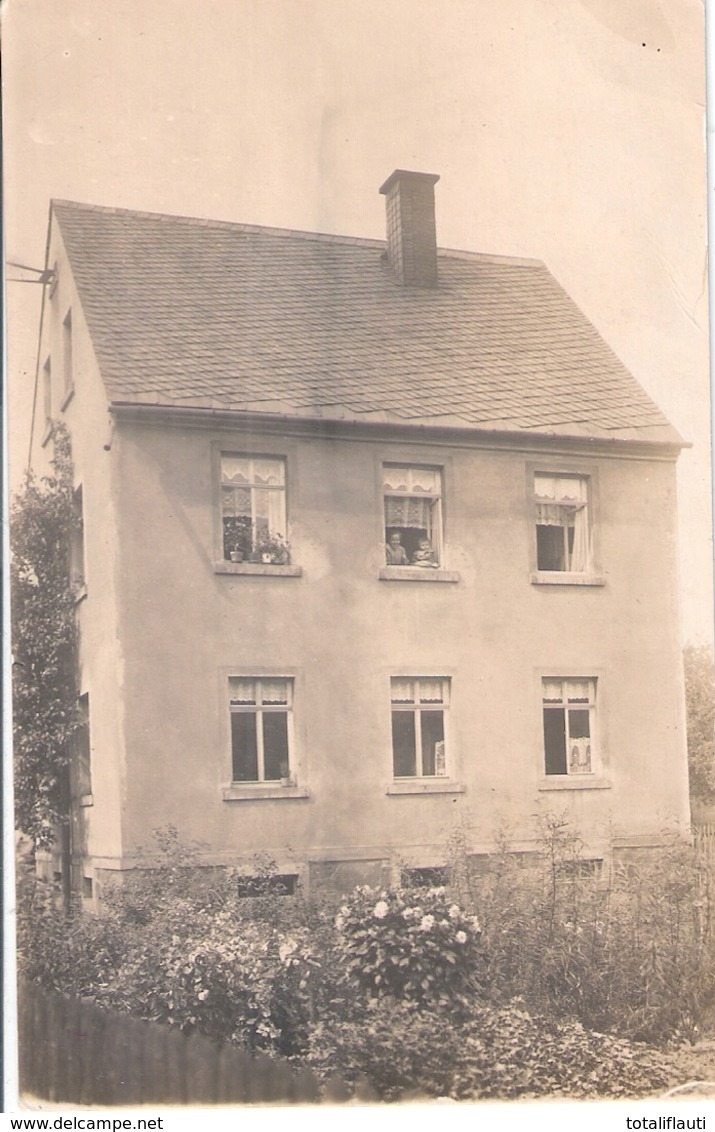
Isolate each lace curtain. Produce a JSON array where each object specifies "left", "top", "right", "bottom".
[
  {"left": 230, "top": 678, "right": 288, "bottom": 706},
  {"left": 391, "top": 678, "right": 444, "bottom": 704},
  {"left": 542, "top": 678, "right": 593, "bottom": 705},
  {"left": 384, "top": 467, "right": 440, "bottom": 531},
  {"left": 222, "top": 457, "right": 286, "bottom": 538},
  {"left": 535, "top": 475, "right": 591, "bottom": 572}
]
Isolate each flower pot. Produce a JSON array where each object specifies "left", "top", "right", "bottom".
[
  {"left": 229, "top": 550, "right": 243, "bottom": 563},
  {"left": 261, "top": 552, "right": 274, "bottom": 564},
  {"left": 248, "top": 551, "right": 261, "bottom": 563}
]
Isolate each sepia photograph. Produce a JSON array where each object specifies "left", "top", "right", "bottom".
[{"left": 3, "top": 0, "right": 715, "bottom": 1114}]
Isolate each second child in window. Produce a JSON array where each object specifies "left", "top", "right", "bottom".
[{"left": 412, "top": 537, "right": 438, "bottom": 568}]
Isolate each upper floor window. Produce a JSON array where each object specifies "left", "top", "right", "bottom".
[
  {"left": 229, "top": 677, "right": 293, "bottom": 783},
  {"left": 391, "top": 677, "right": 449, "bottom": 778},
  {"left": 42, "top": 357, "right": 52, "bottom": 431},
  {"left": 384, "top": 465, "right": 442, "bottom": 568},
  {"left": 221, "top": 455, "right": 289, "bottom": 564},
  {"left": 62, "top": 309, "right": 74, "bottom": 400},
  {"left": 542, "top": 678, "right": 596, "bottom": 775},
  {"left": 535, "top": 474, "right": 591, "bottom": 573}
]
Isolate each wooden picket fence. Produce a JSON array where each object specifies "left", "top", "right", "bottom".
[
  {"left": 18, "top": 979, "right": 356, "bottom": 1106},
  {"left": 694, "top": 822, "right": 715, "bottom": 866}
]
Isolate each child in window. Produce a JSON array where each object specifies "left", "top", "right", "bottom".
[
  {"left": 386, "top": 531, "right": 409, "bottom": 565},
  {"left": 412, "top": 537, "right": 438, "bottom": 567}
]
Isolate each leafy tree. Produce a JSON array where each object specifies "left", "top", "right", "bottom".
[
  {"left": 11, "top": 424, "right": 79, "bottom": 847},
  {"left": 683, "top": 643, "right": 715, "bottom": 805}
]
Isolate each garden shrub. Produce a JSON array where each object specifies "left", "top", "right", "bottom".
[
  {"left": 102, "top": 912, "right": 319, "bottom": 1057},
  {"left": 335, "top": 884, "right": 485, "bottom": 1011},
  {"left": 17, "top": 821, "right": 715, "bottom": 1099},
  {"left": 308, "top": 1000, "right": 671, "bottom": 1101}
]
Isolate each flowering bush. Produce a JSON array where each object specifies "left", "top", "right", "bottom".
[
  {"left": 334, "top": 885, "right": 485, "bottom": 1009},
  {"left": 104, "top": 913, "right": 319, "bottom": 1056}
]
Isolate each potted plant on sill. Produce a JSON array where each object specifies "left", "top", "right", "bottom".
[
  {"left": 223, "top": 515, "right": 252, "bottom": 563},
  {"left": 279, "top": 761, "right": 295, "bottom": 787},
  {"left": 254, "top": 532, "right": 291, "bottom": 565}
]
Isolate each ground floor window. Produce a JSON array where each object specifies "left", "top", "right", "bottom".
[
  {"left": 229, "top": 677, "right": 293, "bottom": 782},
  {"left": 542, "top": 678, "right": 596, "bottom": 775},
  {"left": 391, "top": 677, "right": 448, "bottom": 777}
]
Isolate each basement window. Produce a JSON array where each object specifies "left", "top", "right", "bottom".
[
  {"left": 402, "top": 866, "right": 448, "bottom": 889},
  {"left": 236, "top": 874, "right": 298, "bottom": 898},
  {"left": 542, "top": 678, "right": 597, "bottom": 776},
  {"left": 557, "top": 859, "right": 604, "bottom": 881}
]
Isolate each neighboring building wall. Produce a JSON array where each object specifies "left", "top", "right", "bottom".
[
  {"left": 32, "top": 224, "right": 127, "bottom": 903},
  {"left": 98, "top": 413, "right": 688, "bottom": 885}
]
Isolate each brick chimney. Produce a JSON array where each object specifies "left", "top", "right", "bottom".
[{"left": 379, "top": 169, "right": 440, "bottom": 287}]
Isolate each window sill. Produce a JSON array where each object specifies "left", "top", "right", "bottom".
[
  {"left": 79, "top": 794, "right": 94, "bottom": 808},
  {"left": 60, "top": 386, "right": 75, "bottom": 412},
  {"left": 386, "top": 779, "right": 466, "bottom": 795},
  {"left": 538, "top": 776, "right": 611, "bottom": 791},
  {"left": 222, "top": 784, "right": 310, "bottom": 801},
  {"left": 379, "top": 567, "right": 460, "bottom": 583},
  {"left": 531, "top": 572, "right": 605, "bottom": 587},
  {"left": 215, "top": 562, "right": 303, "bottom": 577}
]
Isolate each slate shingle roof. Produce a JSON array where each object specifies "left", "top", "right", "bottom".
[{"left": 52, "top": 200, "right": 681, "bottom": 445}]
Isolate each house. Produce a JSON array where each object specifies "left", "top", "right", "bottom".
[{"left": 31, "top": 170, "right": 690, "bottom": 903}]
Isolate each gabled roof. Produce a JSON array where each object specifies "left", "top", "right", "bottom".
[{"left": 51, "top": 199, "right": 681, "bottom": 445}]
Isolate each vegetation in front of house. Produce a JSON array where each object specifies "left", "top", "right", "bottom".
[
  {"left": 18, "top": 820, "right": 714, "bottom": 1101},
  {"left": 684, "top": 644, "right": 715, "bottom": 812},
  {"left": 10, "top": 424, "right": 80, "bottom": 847}
]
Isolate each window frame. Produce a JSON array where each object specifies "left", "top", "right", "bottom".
[
  {"left": 70, "top": 485, "right": 87, "bottom": 599},
  {"left": 382, "top": 462, "right": 446, "bottom": 572},
  {"left": 60, "top": 308, "right": 74, "bottom": 409},
  {"left": 214, "top": 445, "right": 302, "bottom": 577},
  {"left": 541, "top": 676, "right": 603, "bottom": 781},
  {"left": 72, "top": 691, "right": 93, "bottom": 806},
  {"left": 41, "top": 357, "right": 53, "bottom": 446},
  {"left": 221, "top": 668, "right": 309, "bottom": 801},
  {"left": 526, "top": 462, "right": 604, "bottom": 587},
  {"left": 390, "top": 676, "right": 451, "bottom": 780},
  {"left": 229, "top": 676, "right": 295, "bottom": 784}
]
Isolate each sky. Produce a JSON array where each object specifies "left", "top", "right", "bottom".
[{"left": 2, "top": 0, "right": 712, "bottom": 643}]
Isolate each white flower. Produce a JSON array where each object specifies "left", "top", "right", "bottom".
[
  {"left": 373, "top": 900, "right": 389, "bottom": 919},
  {"left": 455, "top": 930, "right": 467, "bottom": 944},
  {"left": 335, "top": 915, "right": 345, "bottom": 931},
  {"left": 279, "top": 937, "right": 298, "bottom": 962},
  {"left": 448, "top": 904, "right": 461, "bottom": 920},
  {"left": 402, "top": 907, "right": 417, "bottom": 920},
  {"left": 470, "top": 915, "right": 481, "bottom": 933},
  {"left": 420, "top": 914, "right": 435, "bottom": 931}
]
